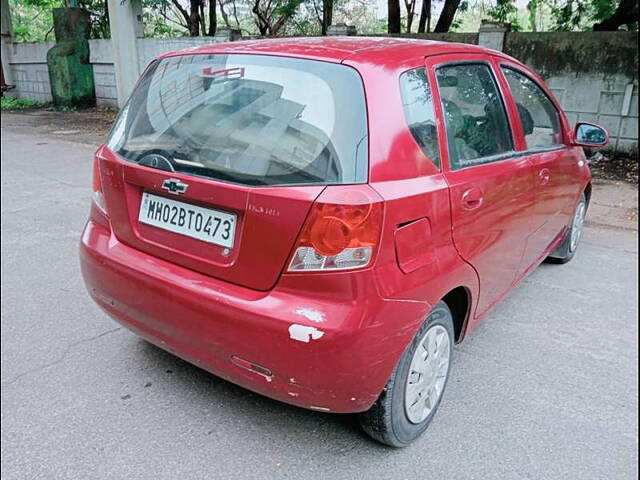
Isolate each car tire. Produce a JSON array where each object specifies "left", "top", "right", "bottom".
[
  {"left": 547, "top": 192, "right": 587, "bottom": 264},
  {"left": 359, "top": 301, "right": 454, "bottom": 447}
]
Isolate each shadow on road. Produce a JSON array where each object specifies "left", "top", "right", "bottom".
[{"left": 132, "top": 338, "right": 374, "bottom": 445}]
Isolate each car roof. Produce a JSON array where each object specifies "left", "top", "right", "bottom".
[{"left": 159, "top": 36, "right": 502, "bottom": 66}]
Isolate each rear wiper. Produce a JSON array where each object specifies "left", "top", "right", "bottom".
[{"left": 173, "top": 157, "right": 205, "bottom": 168}]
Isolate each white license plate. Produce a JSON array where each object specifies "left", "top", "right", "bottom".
[{"left": 138, "top": 192, "right": 236, "bottom": 248}]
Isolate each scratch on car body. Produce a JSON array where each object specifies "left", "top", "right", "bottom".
[
  {"left": 295, "top": 307, "right": 325, "bottom": 323},
  {"left": 288, "top": 324, "right": 325, "bottom": 343}
]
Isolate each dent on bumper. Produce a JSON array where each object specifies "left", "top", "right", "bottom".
[{"left": 79, "top": 220, "right": 431, "bottom": 413}]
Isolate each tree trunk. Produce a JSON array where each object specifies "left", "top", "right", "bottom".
[
  {"left": 170, "top": 0, "right": 193, "bottom": 32},
  {"left": 417, "top": 0, "right": 430, "bottom": 33},
  {"left": 322, "top": 0, "right": 333, "bottom": 34},
  {"left": 208, "top": 0, "right": 217, "bottom": 35},
  {"left": 104, "top": 0, "right": 110, "bottom": 37},
  {"left": 199, "top": 2, "right": 206, "bottom": 35},
  {"left": 526, "top": 0, "right": 538, "bottom": 31},
  {"left": 405, "top": 0, "right": 416, "bottom": 32},
  {"left": 252, "top": 0, "right": 270, "bottom": 36},
  {"left": 388, "top": 0, "right": 401, "bottom": 33},
  {"left": 218, "top": 0, "right": 231, "bottom": 28},
  {"left": 593, "top": 0, "right": 639, "bottom": 30},
  {"left": 434, "top": 0, "right": 461, "bottom": 32},
  {"left": 189, "top": 0, "right": 201, "bottom": 36}
]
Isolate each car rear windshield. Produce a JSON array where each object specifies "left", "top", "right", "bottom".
[{"left": 107, "top": 54, "right": 369, "bottom": 186}]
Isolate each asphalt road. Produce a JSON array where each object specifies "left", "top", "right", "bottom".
[{"left": 1, "top": 118, "right": 638, "bottom": 480}]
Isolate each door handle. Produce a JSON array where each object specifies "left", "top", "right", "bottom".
[
  {"left": 539, "top": 168, "right": 550, "bottom": 185},
  {"left": 461, "top": 187, "right": 483, "bottom": 210}
]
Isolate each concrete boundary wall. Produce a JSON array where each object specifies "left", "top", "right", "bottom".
[
  {"left": 87, "top": 37, "right": 216, "bottom": 105},
  {"left": 7, "top": 42, "right": 55, "bottom": 102},
  {"left": 136, "top": 37, "right": 215, "bottom": 72},
  {"left": 88, "top": 39, "right": 116, "bottom": 105},
  {"left": 7, "top": 37, "right": 218, "bottom": 106},
  {"left": 4, "top": 31, "right": 638, "bottom": 154},
  {"left": 503, "top": 32, "right": 638, "bottom": 154}
]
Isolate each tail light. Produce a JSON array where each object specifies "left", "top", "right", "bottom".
[
  {"left": 92, "top": 156, "right": 107, "bottom": 213},
  {"left": 288, "top": 187, "right": 383, "bottom": 272}
]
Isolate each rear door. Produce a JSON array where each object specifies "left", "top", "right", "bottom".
[
  {"left": 497, "top": 62, "right": 581, "bottom": 271},
  {"left": 426, "top": 53, "right": 536, "bottom": 317},
  {"left": 99, "top": 53, "right": 369, "bottom": 291}
]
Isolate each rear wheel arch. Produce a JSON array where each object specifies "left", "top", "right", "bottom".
[{"left": 441, "top": 286, "right": 472, "bottom": 343}]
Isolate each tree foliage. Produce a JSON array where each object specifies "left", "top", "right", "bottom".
[
  {"left": 7, "top": 0, "right": 639, "bottom": 42},
  {"left": 486, "top": 0, "right": 522, "bottom": 29},
  {"left": 252, "top": 0, "right": 307, "bottom": 35},
  {"left": 550, "top": 0, "right": 637, "bottom": 30},
  {"left": 10, "top": 0, "right": 110, "bottom": 40}
]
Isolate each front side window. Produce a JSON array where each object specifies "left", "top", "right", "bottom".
[
  {"left": 436, "top": 63, "right": 513, "bottom": 170},
  {"left": 502, "top": 67, "right": 563, "bottom": 150},
  {"left": 399, "top": 67, "right": 440, "bottom": 169},
  {"left": 107, "top": 54, "right": 368, "bottom": 186}
]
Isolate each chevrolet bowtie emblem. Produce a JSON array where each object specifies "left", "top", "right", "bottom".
[{"left": 161, "top": 178, "right": 188, "bottom": 195}]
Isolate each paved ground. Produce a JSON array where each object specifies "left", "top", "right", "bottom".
[{"left": 1, "top": 113, "right": 638, "bottom": 480}]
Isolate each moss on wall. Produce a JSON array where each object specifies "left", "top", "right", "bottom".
[
  {"left": 503, "top": 32, "right": 639, "bottom": 80},
  {"left": 46, "top": 8, "right": 96, "bottom": 107}
]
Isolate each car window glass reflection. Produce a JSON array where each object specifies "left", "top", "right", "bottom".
[
  {"left": 502, "top": 67, "right": 563, "bottom": 150},
  {"left": 400, "top": 67, "right": 441, "bottom": 169},
  {"left": 436, "top": 63, "right": 513, "bottom": 170},
  {"left": 108, "top": 54, "right": 369, "bottom": 186}
]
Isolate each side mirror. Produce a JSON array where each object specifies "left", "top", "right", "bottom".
[{"left": 573, "top": 122, "right": 609, "bottom": 147}]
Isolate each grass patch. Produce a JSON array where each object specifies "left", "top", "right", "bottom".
[{"left": 1, "top": 97, "right": 49, "bottom": 110}]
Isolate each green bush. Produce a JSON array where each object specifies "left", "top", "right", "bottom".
[{"left": 1, "top": 97, "right": 49, "bottom": 110}]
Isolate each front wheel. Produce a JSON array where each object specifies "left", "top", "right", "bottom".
[
  {"left": 547, "top": 192, "right": 587, "bottom": 264},
  {"left": 359, "top": 301, "right": 454, "bottom": 447}
]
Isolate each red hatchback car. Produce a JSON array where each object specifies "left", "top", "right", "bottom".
[{"left": 80, "top": 37, "right": 609, "bottom": 446}]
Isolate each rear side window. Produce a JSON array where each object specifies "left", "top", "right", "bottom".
[
  {"left": 399, "top": 67, "right": 440, "bottom": 169},
  {"left": 107, "top": 54, "right": 368, "bottom": 186},
  {"left": 436, "top": 63, "right": 513, "bottom": 170},
  {"left": 502, "top": 67, "right": 563, "bottom": 150}
]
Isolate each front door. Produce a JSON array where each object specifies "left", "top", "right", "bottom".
[
  {"left": 498, "top": 63, "right": 582, "bottom": 271},
  {"left": 426, "top": 54, "right": 536, "bottom": 317}
]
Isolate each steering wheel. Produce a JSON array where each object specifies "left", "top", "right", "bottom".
[{"left": 137, "top": 150, "right": 176, "bottom": 172}]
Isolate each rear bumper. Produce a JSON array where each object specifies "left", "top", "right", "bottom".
[{"left": 80, "top": 219, "right": 431, "bottom": 413}]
